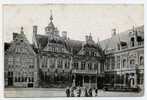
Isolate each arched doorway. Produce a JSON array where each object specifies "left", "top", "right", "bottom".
[{"left": 75, "top": 74, "right": 83, "bottom": 86}]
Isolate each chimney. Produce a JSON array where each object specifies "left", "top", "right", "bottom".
[
  {"left": 62, "top": 31, "right": 67, "bottom": 39},
  {"left": 112, "top": 28, "right": 116, "bottom": 37},
  {"left": 33, "top": 25, "right": 38, "bottom": 34},
  {"left": 85, "top": 35, "right": 89, "bottom": 42},
  {"left": 32, "top": 25, "right": 38, "bottom": 48}
]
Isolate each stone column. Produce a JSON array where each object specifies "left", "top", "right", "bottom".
[
  {"left": 70, "top": 57, "right": 73, "bottom": 69},
  {"left": 83, "top": 75, "right": 84, "bottom": 87},
  {"left": 47, "top": 57, "right": 50, "bottom": 68},
  {"left": 124, "top": 74, "right": 126, "bottom": 86},
  {"left": 55, "top": 58, "right": 58, "bottom": 69},
  {"left": 92, "top": 62, "right": 94, "bottom": 70},
  {"left": 62, "top": 59, "right": 65, "bottom": 70},
  {"left": 134, "top": 73, "right": 137, "bottom": 88},
  {"left": 85, "top": 62, "right": 88, "bottom": 71},
  {"left": 89, "top": 76, "right": 91, "bottom": 88},
  {"left": 98, "top": 62, "right": 100, "bottom": 74},
  {"left": 109, "top": 57, "right": 111, "bottom": 70},
  {"left": 78, "top": 61, "right": 81, "bottom": 70}
]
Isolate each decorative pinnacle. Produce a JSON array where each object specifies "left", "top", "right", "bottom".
[
  {"left": 20, "top": 26, "right": 24, "bottom": 34},
  {"left": 50, "top": 10, "right": 53, "bottom": 21}
]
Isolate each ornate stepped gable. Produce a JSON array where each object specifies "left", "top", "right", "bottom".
[
  {"left": 33, "top": 13, "right": 103, "bottom": 57},
  {"left": 6, "top": 28, "right": 36, "bottom": 56}
]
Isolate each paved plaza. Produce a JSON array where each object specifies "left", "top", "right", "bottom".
[{"left": 4, "top": 88, "right": 144, "bottom": 98}]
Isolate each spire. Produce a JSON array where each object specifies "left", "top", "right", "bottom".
[
  {"left": 20, "top": 26, "right": 24, "bottom": 34},
  {"left": 50, "top": 10, "right": 53, "bottom": 22}
]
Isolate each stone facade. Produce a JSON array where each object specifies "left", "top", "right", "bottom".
[
  {"left": 4, "top": 28, "right": 38, "bottom": 88},
  {"left": 100, "top": 26, "right": 144, "bottom": 89},
  {"left": 4, "top": 13, "right": 144, "bottom": 89},
  {"left": 32, "top": 14, "right": 105, "bottom": 88}
]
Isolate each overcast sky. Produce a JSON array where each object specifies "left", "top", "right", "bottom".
[{"left": 3, "top": 4, "right": 144, "bottom": 43}]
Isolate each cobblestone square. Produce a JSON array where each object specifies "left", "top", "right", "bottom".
[{"left": 4, "top": 88, "right": 143, "bottom": 98}]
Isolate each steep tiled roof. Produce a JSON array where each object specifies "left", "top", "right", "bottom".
[
  {"left": 36, "top": 35, "right": 103, "bottom": 55},
  {"left": 4, "top": 42, "right": 11, "bottom": 52},
  {"left": 65, "top": 39, "right": 83, "bottom": 54},
  {"left": 99, "top": 25, "right": 144, "bottom": 51},
  {"left": 36, "top": 34, "right": 48, "bottom": 49}
]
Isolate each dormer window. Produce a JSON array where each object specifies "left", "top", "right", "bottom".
[
  {"left": 131, "top": 37, "right": 135, "bottom": 47},
  {"left": 117, "top": 44, "right": 120, "bottom": 50},
  {"left": 91, "top": 51, "right": 95, "bottom": 56},
  {"left": 20, "top": 40, "right": 23, "bottom": 42},
  {"left": 85, "top": 51, "right": 89, "bottom": 56}
]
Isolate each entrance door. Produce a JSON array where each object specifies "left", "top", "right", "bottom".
[
  {"left": 97, "top": 77, "right": 103, "bottom": 89},
  {"left": 130, "top": 78, "right": 135, "bottom": 88},
  {"left": 28, "top": 83, "right": 33, "bottom": 88},
  {"left": 75, "top": 75, "right": 83, "bottom": 87},
  {"left": 8, "top": 77, "right": 13, "bottom": 86}
]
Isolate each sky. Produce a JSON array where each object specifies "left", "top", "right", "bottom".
[{"left": 3, "top": 4, "right": 144, "bottom": 43}]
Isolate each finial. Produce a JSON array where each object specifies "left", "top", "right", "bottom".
[
  {"left": 90, "top": 32, "right": 92, "bottom": 36},
  {"left": 50, "top": 10, "right": 53, "bottom": 21},
  {"left": 132, "top": 25, "right": 135, "bottom": 32},
  {"left": 20, "top": 26, "right": 24, "bottom": 34}
]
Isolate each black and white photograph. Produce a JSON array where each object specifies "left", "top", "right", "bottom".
[{"left": 3, "top": 4, "right": 144, "bottom": 97}]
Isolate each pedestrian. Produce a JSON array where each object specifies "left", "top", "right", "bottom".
[
  {"left": 65, "top": 86, "right": 70, "bottom": 97},
  {"left": 95, "top": 88, "right": 98, "bottom": 96},
  {"left": 84, "top": 87, "right": 88, "bottom": 97},
  {"left": 77, "top": 86, "right": 81, "bottom": 97},
  {"left": 88, "top": 88, "right": 93, "bottom": 97},
  {"left": 70, "top": 86, "right": 75, "bottom": 97}
]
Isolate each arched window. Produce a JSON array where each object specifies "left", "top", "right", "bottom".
[
  {"left": 57, "top": 59, "right": 63, "bottom": 68},
  {"left": 131, "top": 37, "right": 135, "bottom": 47},
  {"left": 130, "top": 59, "right": 135, "bottom": 65},
  {"left": 122, "top": 59, "right": 126, "bottom": 68},
  {"left": 140, "top": 56, "right": 144, "bottom": 65},
  {"left": 130, "top": 59, "right": 135, "bottom": 68}
]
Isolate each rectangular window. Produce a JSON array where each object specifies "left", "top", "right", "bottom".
[
  {"left": 25, "top": 77, "right": 27, "bottom": 82},
  {"left": 65, "top": 60, "right": 69, "bottom": 69},
  {"left": 81, "top": 62, "right": 85, "bottom": 70},
  {"left": 32, "top": 77, "right": 34, "bottom": 82},
  {"left": 94, "top": 63, "right": 98, "bottom": 70},
  {"left": 106, "top": 58, "right": 110, "bottom": 70},
  {"left": 91, "top": 51, "right": 95, "bottom": 56},
  {"left": 29, "top": 77, "right": 31, "bottom": 82},
  {"left": 18, "top": 77, "right": 20, "bottom": 82},
  {"left": 117, "top": 56, "right": 120, "bottom": 69},
  {"left": 50, "top": 58, "right": 55, "bottom": 68},
  {"left": 111, "top": 56, "right": 115, "bottom": 69},
  {"left": 88, "top": 63, "right": 92, "bottom": 70},
  {"left": 74, "top": 62, "right": 78, "bottom": 69},
  {"left": 57, "top": 59, "right": 63, "bottom": 68},
  {"left": 15, "top": 77, "right": 17, "bottom": 82}
]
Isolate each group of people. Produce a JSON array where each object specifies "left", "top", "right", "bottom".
[{"left": 65, "top": 86, "right": 98, "bottom": 97}]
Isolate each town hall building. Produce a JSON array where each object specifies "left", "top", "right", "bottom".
[{"left": 4, "top": 13, "right": 144, "bottom": 90}]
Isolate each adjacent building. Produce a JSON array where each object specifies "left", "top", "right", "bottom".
[
  {"left": 4, "top": 28, "right": 38, "bottom": 88},
  {"left": 100, "top": 26, "right": 144, "bottom": 89}
]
